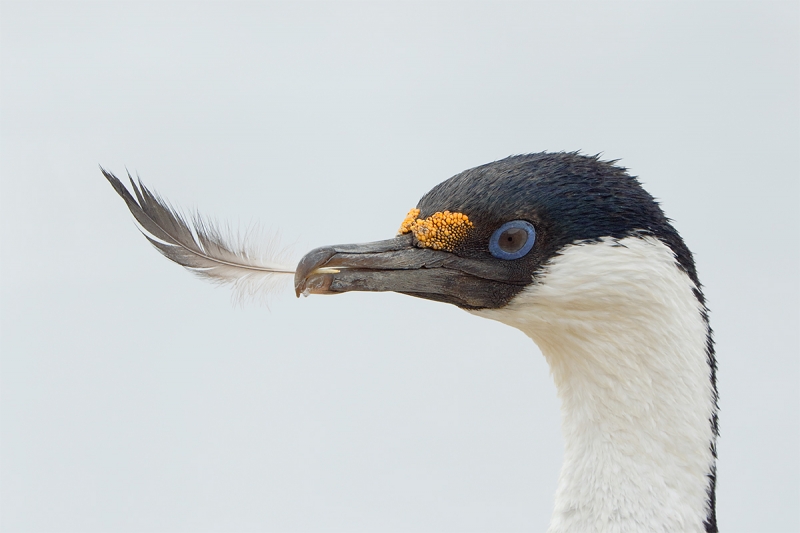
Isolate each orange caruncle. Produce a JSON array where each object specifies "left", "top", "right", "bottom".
[
  {"left": 398, "top": 208, "right": 421, "bottom": 235},
  {"left": 397, "top": 208, "right": 473, "bottom": 252}
]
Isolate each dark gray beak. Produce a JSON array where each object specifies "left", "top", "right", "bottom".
[{"left": 294, "top": 234, "right": 526, "bottom": 310}]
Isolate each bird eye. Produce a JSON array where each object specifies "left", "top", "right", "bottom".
[{"left": 489, "top": 220, "right": 536, "bottom": 260}]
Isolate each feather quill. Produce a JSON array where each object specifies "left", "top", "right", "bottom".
[{"left": 101, "top": 167, "right": 296, "bottom": 301}]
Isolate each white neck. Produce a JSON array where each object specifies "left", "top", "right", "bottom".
[{"left": 473, "top": 236, "right": 716, "bottom": 533}]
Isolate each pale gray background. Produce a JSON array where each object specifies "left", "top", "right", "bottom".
[{"left": 1, "top": 1, "right": 798, "bottom": 532}]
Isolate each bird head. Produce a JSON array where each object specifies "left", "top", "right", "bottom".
[{"left": 295, "top": 152, "right": 697, "bottom": 311}]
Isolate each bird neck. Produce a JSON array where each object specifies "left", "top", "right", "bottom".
[{"left": 473, "top": 236, "right": 717, "bottom": 533}]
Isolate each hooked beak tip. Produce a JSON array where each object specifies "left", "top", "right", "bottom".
[{"left": 294, "top": 246, "right": 338, "bottom": 297}]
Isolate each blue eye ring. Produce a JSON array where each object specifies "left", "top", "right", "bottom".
[{"left": 489, "top": 220, "right": 536, "bottom": 260}]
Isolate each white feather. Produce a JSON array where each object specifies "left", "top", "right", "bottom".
[{"left": 102, "top": 168, "right": 296, "bottom": 302}]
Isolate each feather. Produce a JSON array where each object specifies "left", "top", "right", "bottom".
[{"left": 101, "top": 167, "right": 296, "bottom": 301}]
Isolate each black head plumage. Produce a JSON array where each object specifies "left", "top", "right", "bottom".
[{"left": 416, "top": 152, "right": 701, "bottom": 303}]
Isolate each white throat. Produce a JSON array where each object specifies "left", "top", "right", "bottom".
[{"left": 472, "top": 236, "right": 715, "bottom": 533}]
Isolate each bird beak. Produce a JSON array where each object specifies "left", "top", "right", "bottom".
[{"left": 294, "top": 234, "right": 525, "bottom": 309}]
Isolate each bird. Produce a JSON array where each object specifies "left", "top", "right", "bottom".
[{"left": 103, "top": 152, "right": 718, "bottom": 533}]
